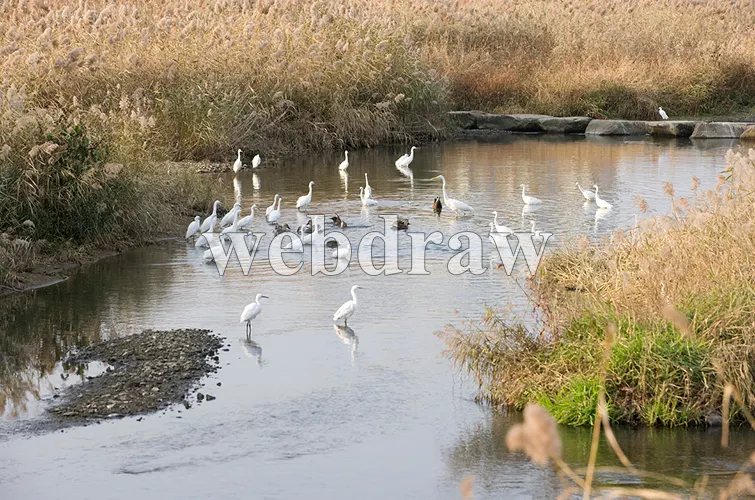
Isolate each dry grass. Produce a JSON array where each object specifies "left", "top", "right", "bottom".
[{"left": 440, "top": 149, "right": 755, "bottom": 427}]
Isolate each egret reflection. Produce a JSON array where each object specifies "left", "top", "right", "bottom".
[
  {"left": 233, "top": 176, "right": 243, "bottom": 203},
  {"left": 238, "top": 337, "right": 264, "bottom": 366},
  {"left": 334, "top": 324, "right": 359, "bottom": 365}
]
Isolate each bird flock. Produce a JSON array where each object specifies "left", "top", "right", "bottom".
[{"left": 185, "top": 146, "right": 616, "bottom": 337}]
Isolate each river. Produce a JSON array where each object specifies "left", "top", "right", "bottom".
[{"left": 1, "top": 135, "right": 752, "bottom": 499}]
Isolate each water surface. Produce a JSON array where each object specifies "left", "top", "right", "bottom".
[{"left": 0, "top": 135, "right": 751, "bottom": 499}]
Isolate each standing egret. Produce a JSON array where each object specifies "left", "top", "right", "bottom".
[
  {"left": 338, "top": 151, "right": 349, "bottom": 171},
  {"left": 267, "top": 197, "right": 283, "bottom": 222},
  {"left": 430, "top": 175, "right": 473, "bottom": 214},
  {"left": 221, "top": 210, "right": 240, "bottom": 239},
  {"left": 576, "top": 183, "right": 596, "bottom": 201},
  {"left": 202, "top": 248, "right": 214, "bottom": 263},
  {"left": 266, "top": 194, "right": 280, "bottom": 217},
  {"left": 658, "top": 107, "right": 669, "bottom": 120},
  {"left": 220, "top": 202, "right": 241, "bottom": 227},
  {"left": 332, "top": 242, "right": 351, "bottom": 259},
  {"left": 364, "top": 173, "right": 373, "bottom": 199},
  {"left": 395, "top": 146, "right": 417, "bottom": 168},
  {"left": 492, "top": 211, "right": 513, "bottom": 234},
  {"left": 296, "top": 181, "right": 316, "bottom": 210},
  {"left": 251, "top": 154, "right": 261, "bottom": 169},
  {"left": 200, "top": 200, "right": 221, "bottom": 233},
  {"left": 520, "top": 184, "right": 542, "bottom": 205},
  {"left": 359, "top": 186, "right": 378, "bottom": 206},
  {"left": 185, "top": 216, "right": 201, "bottom": 240},
  {"left": 232, "top": 149, "right": 243, "bottom": 173},
  {"left": 240, "top": 294, "right": 269, "bottom": 338},
  {"left": 333, "top": 285, "right": 362, "bottom": 326},
  {"left": 530, "top": 220, "right": 543, "bottom": 241},
  {"left": 593, "top": 185, "right": 613, "bottom": 210},
  {"left": 237, "top": 205, "right": 257, "bottom": 230}
]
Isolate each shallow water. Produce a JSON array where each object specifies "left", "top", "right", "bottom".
[{"left": 1, "top": 135, "right": 752, "bottom": 499}]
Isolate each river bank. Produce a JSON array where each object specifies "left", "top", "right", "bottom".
[{"left": 441, "top": 148, "right": 755, "bottom": 427}]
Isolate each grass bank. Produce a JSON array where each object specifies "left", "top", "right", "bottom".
[{"left": 440, "top": 149, "right": 755, "bottom": 427}]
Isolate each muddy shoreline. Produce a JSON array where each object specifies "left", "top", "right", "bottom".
[{"left": 40, "top": 329, "right": 224, "bottom": 430}]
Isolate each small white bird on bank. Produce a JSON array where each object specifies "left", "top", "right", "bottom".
[
  {"left": 520, "top": 184, "right": 542, "bottom": 205},
  {"left": 364, "top": 173, "right": 373, "bottom": 199},
  {"left": 200, "top": 200, "right": 221, "bottom": 233},
  {"left": 237, "top": 205, "right": 257, "bottom": 230},
  {"left": 359, "top": 186, "right": 378, "bottom": 206},
  {"left": 593, "top": 185, "right": 613, "bottom": 210},
  {"left": 333, "top": 285, "right": 362, "bottom": 326},
  {"left": 267, "top": 197, "right": 282, "bottom": 223},
  {"left": 491, "top": 211, "right": 513, "bottom": 234},
  {"left": 251, "top": 154, "right": 261, "bottom": 169},
  {"left": 185, "top": 216, "right": 201, "bottom": 240},
  {"left": 232, "top": 149, "right": 243, "bottom": 173},
  {"left": 266, "top": 194, "right": 280, "bottom": 217},
  {"left": 395, "top": 146, "right": 417, "bottom": 168},
  {"left": 430, "top": 175, "right": 473, "bottom": 215},
  {"left": 296, "top": 181, "right": 316, "bottom": 210},
  {"left": 658, "top": 107, "right": 669, "bottom": 120},
  {"left": 240, "top": 293, "right": 269, "bottom": 338},
  {"left": 576, "top": 183, "right": 596, "bottom": 201},
  {"left": 220, "top": 202, "right": 241, "bottom": 227},
  {"left": 338, "top": 150, "right": 349, "bottom": 171}
]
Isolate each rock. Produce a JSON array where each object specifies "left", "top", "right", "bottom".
[
  {"left": 741, "top": 125, "right": 755, "bottom": 142},
  {"left": 646, "top": 121, "right": 697, "bottom": 137},
  {"left": 216, "top": 382, "right": 222, "bottom": 386},
  {"left": 205, "top": 394, "right": 216, "bottom": 401},
  {"left": 538, "top": 116, "right": 592, "bottom": 134},
  {"left": 476, "top": 113, "right": 551, "bottom": 132},
  {"left": 196, "top": 392, "right": 205, "bottom": 401},
  {"left": 705, "top": 411, "right": 723, "bottom": 427},
  {"left": 585, "top": 120, "right": 649, "bottom": 136},
  {"left": 447, "top": 111, "right": 483, "bottom": 129},
  {"left": 690, "top": 122, "right": 754, "bottom": 139}
]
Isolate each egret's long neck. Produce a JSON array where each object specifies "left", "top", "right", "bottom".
[
  {"left": 237, "top": 151, "right": 241, "bottom": 160},
  {"left": 276, "top": 198, "right": 281, "bottom": 209},
  {"left": 577, "top": 183, "right": 582, "bottom": 192},
  {"left": 212, "top": 202, "right": 218, "bottom": 215},
  {"left": 408, "top": 148, "right": 414, "bottom": 161},
  {"left": 308, "top": 183, "right": 313, "bottom": 196},
  {"left": 521, "top": 185, "right": 526, "bottom": 197},
  {"left": 345, "top": 151, "right": 348, "bottom": 159},
  {"left": 359, "top": 189, "right": 364, "bottom": 202},
  {"left": 351, "top": 289, "right": 358, "bottom": 305},
  {"left": 441, "top": 178, "right": 449, "bottom": 204},
  {"left": 594, "top": 186, "right": 599, "bottom": 197},
  {"left": 494, "top": 212, "right": 499, "bottom": 226}
]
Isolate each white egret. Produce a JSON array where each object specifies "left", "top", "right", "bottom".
[
  {"left": 220, "top": 202, "right": 241, "bottom": 227},
  {"left": 232, "top": 149, "right": 243, "bottom": 173},
  {"left": 296, "top": 181, "right": 316, "bottom": 210},
  {"left": 359, "top": 186, "right": 378, "bottom": 206},
  {"left": 266, "top": 194, "right": 280, "bottom": 216},
  {"left": 221, "top": 210, "right": 240, "bottom": 239},
  {"left": 492, "top": 211, "right": 513, "bottom": 234},
  {"left": 332, "top": 242, "right": 351, "bottom": 259},
  {"left": 240, "top": 293, "right": 269, "bottom": 338},
  {"left": 364, "top": 173, "right": 373, "bottom": 199},
  {"left": 202, "top": 249, "right": 214, "bottom": 263},
  {"left": 282, "top": 236, "right": 303, "bottom": 251},
  {"left": 338, "top": 150, "right": 349, "bottom": 171},
  {"left": 333, "top": 285, "right": 362, "bottom": 326},
  {"left": 185, "top": 216, "right": 201, "bottom": 240},
  {"left": 430, "top": 175, "right": 473, "bottom": 214},
  {"left": 195, "top": 233, "right": 210, "bottom": 248},
  {"left": 658, "top": 107, "right": 669, "bottom": 120},
  {"left": 593, "top": 185, "right": 613, "bottom": 210},
  {"left": 251, "top": 154, "right": 261, "bottom": 169},
  {"left": 576, "top": 183, "right": 596, "bottom": 201},
  {"left": 267, "top": 197, "right": 282, "bottom": 222},
  {"left": 200, "top": 200, "right": 221, "bottom": 233},
  {"left": 237, "top": 205, "right": 257, "bottom": 230},
  {"left": 530, "top": 220, "right": 543, "bottom": 241},
  {"left": 395, "top": 146, "right": 417, "bottom": 168},
  {"left": 520, "top": 184, "right": 542, "bottom": 205}
]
